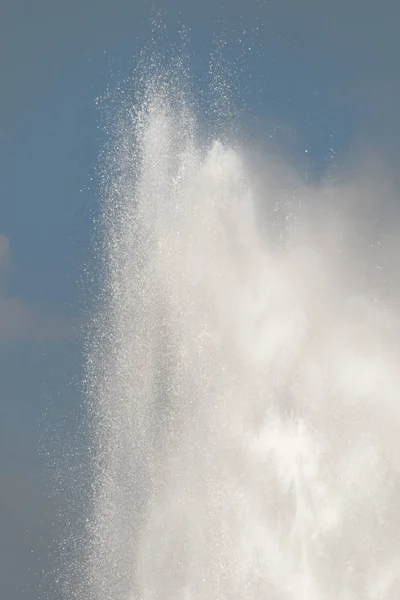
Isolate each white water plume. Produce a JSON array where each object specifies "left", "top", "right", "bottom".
[{"left": 84, "top": 74, "right": 400, "bottom": 600}]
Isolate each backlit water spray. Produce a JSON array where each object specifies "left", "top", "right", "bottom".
[{"left": 83, "top": 63, "right": 400, "bottom": 599}]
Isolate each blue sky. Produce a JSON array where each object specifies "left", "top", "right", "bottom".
[{"left": 1, "top": 1, "right": 399, "bottom": 598}]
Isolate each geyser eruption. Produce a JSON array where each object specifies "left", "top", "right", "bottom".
[{"left": 84, "top": 71, "right": 400, "bottom": 600}]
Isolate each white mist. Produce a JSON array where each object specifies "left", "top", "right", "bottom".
[{"left": 84, "top": 77, "right": 400, "bottom": 600}]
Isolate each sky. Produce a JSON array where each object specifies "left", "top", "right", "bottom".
[{"left": 1, "top": 1, "right": 400, "bottom": 598}]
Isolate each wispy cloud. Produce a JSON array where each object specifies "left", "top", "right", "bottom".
[
  {"left": 0, "top": 235, "right": 79, "bottom": 342},
  {"left": 0, "top": 235, "right": 10, "bottom": 270}
]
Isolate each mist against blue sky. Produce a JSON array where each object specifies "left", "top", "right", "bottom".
[{"left": 1, "top": 1, "right": 399, "bottom": 598}]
